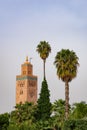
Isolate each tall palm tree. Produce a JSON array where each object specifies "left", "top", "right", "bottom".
[
  {"left": 54, "top": 49, "right": 79, "bottom": 119},
  {"left": 36, "top": 41, "right": 51, "bottom": 79}
]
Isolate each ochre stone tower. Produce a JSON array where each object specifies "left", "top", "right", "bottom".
[{"left": 16, "top": 57, "right": 37, "bottom": 104}]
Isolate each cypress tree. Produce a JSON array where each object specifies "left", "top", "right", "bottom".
[{"left": 37, "top": 79, "right": 51, "bottom": 121}]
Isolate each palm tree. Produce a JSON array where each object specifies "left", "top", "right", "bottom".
[
  {"left": 71, "top": 101, "right": 87, "bottom": 119},
  {"left": 54, "top": 49, "right": 79, "bottom": 119},
  {"left": 52, "top": 99, "right": 66, "bottom": 129},
  {"left": 36, "top": 41, "right": 51, "bottom": 79}
]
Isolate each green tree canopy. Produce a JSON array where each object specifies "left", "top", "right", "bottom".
[{"left": 37, "top": 79, "right": 52, "bottom": 121}]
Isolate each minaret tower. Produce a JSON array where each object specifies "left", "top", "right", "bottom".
[{"left": 16, "top": 57, "right": 37, "bottom": 104}]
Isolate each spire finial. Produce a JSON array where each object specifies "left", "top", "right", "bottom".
[{"left": 26, "top": 56, "right": 28, "bottom": 62}]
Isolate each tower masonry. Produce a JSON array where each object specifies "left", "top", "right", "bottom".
[{"left": 16, "top": 57, "right": 37, "bottom": 104}]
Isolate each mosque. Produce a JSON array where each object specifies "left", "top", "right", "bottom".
[{"left": 16, "top": 57, "right": 37, "bottom": 104}]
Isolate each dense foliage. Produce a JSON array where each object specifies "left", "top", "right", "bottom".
[
  {"left": 0, "top": 113, "right": 9, "bottom": 130},
  {"left": 63, "top": 119, "right": 87, "bottom": 130},
  {"left": 37, "top": 79, "right": 52, "bottom": 121},
  {"left": 0, "top": 100, "right": 87, "bottom": 130},
  {"left": 70, "top": 101, "right": 87, "bottom": 119}
]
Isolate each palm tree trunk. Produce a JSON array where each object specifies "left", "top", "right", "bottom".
[
  {"left": 43, "top": 59, "right": 46, "bottom": 80},
  {"left": 65, "top": 81, "right": 69, "bottom": 119}
]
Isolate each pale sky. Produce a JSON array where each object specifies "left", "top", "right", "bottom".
[{"left": 0, "top": 0, "right": 87, "bottom": 114}]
